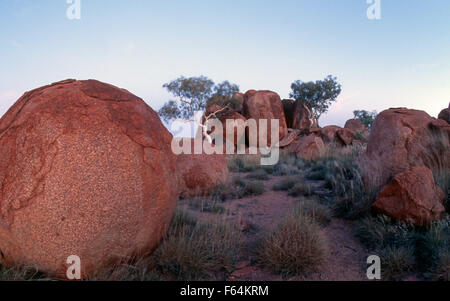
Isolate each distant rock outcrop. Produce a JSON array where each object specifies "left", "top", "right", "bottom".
[
  {"left": 0, "top": 79, "right": 179, "bottom": 278},
  {"left": 319, "top": 125, "right": 356, "bottom": 146},
  {"left": 242, "top": 90, "right": 288, "bottom": 146}
]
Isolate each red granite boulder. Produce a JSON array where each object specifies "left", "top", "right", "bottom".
[
  {"left": 373, "top": 166, "right": 445, "bottom": 225},
  {"left": 177, "top": 139, "right": 229, "bottom": 198},
  {"left": 0, "top": 79, "right": 179, "bottom": 278},
  {"left": 242, "top": 90, "right": 288, "bottom": 147},
  {"left": 362, "top": 108, "right": 450, "bottom": 188}
]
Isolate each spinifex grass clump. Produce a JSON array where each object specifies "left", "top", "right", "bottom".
[
  {"left": 305, "top": 144, "right": 374, "bottom": 220},
  {"left": 416, "top": 217, "right": 450, "bottom": 280},
  {"left": 258, "top": 205, "right": 328, "bottom": 277},
  {"left": 295, "top": 199, "right": 332, "bottom": 226},
  {"left": 227, "top": 155, "right": 261, "bottom": 173},
  {"left": 151, "top": 210, "right": 244, "bottom": 281},
  {"left": 356, "top": 214, "right": 450, "bottom": 280},
  {"left": 0, "top": 265, "right": 48, "bottom": 281},
  {"left": 246, "top": 169, "right": 270, "bottom": 181},
  {"left": 272, "top": 176, "right": 300, "bottom": 191}
]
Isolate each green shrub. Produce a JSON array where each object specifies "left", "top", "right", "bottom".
[{"left": 258, "top": 212, "right": 328, "bottom": 277}]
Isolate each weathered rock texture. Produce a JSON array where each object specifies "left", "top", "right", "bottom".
[
  {"left": 282, "top": 99, "right": 317, "bottom": 131},
  {"left": 204, "top": 104, "right": 247, "bottom": 150},
  {"left": 320, "top": 125, "right": 356, "bottom": 146},
  {"left": 373, "top": 166, "right": 445, "bottom": 225},
  {"left": 362, "top": 108, "right": 450, "bottom": 188},
  {"left": 0, "top": 79, "right": 179, "bottom": 278},
  {"left": 177, "top": 139, "right": 229, "bottom": 198},
  {"left": 242, "top": 90, "right": 288, "bottom": 146},
  {"left": 345, "top": 119, "right": 369, "bottom": 135},
  {"left": 438, "top": 103, "right": 450, "bottom": 124},
  {"left": 288, "top": 135, "right": 325, "bottom": 161}
]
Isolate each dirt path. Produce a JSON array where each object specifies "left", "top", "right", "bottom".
[{"left": 179, "top": 173, "right": 369, "bottom": 281}]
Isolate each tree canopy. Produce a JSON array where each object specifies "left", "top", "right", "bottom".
[
  {"left": 158, "top": 76, "right": 240, "bottom": 123},
  {"left": 289, "top": 75, "right": 342, "bottom": 120},
  {"left": 353, "top": 110, "right": 378, "bottom": 129}
]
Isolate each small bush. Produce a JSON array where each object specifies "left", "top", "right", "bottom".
[
  {"left": 288, "top": 183, "right": 313, "bottom": 197},
  {"left": 294, "top": 199, "right": 332, "bottom": 226},
  {"left": 152, "top": 216, "right": 244, "bottom": 281},
  {"left": 258, "top": 213, "right": 328, "bottom": 277}
]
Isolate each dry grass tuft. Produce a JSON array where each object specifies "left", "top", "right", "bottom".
[{"left": 258, "top": 208, "right": 328, "bottom": 277}]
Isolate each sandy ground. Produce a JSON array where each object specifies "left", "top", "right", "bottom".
[{"left": 178, "top": 173, "right": 370, "bottom": 281}]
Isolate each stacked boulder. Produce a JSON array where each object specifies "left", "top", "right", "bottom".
[
  {"left": 362, "top": 107, "right": 450, "bottom": 225},
  {"left": 201, "top": 89, "right": 371, "bottom": 160}
]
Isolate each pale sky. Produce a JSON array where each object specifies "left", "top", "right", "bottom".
[{"left": 1, "top": 0, "right": 449, "bottom": 129}]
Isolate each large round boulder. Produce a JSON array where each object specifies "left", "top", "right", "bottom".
[
  {"left": 373, "top": 166, "right": 445, "bottom": 225},
  {"left": 0, "top": 79, "right": 179, "bottom": 278},
  {"left": 362, "top": 108, "right": 450, "bottom": 188},
  {"left": 177, "top": 139, "right": 229, "bottom": 199},
  {"left": 242, "top": 90, "right": 288, "bottom": 147}
]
